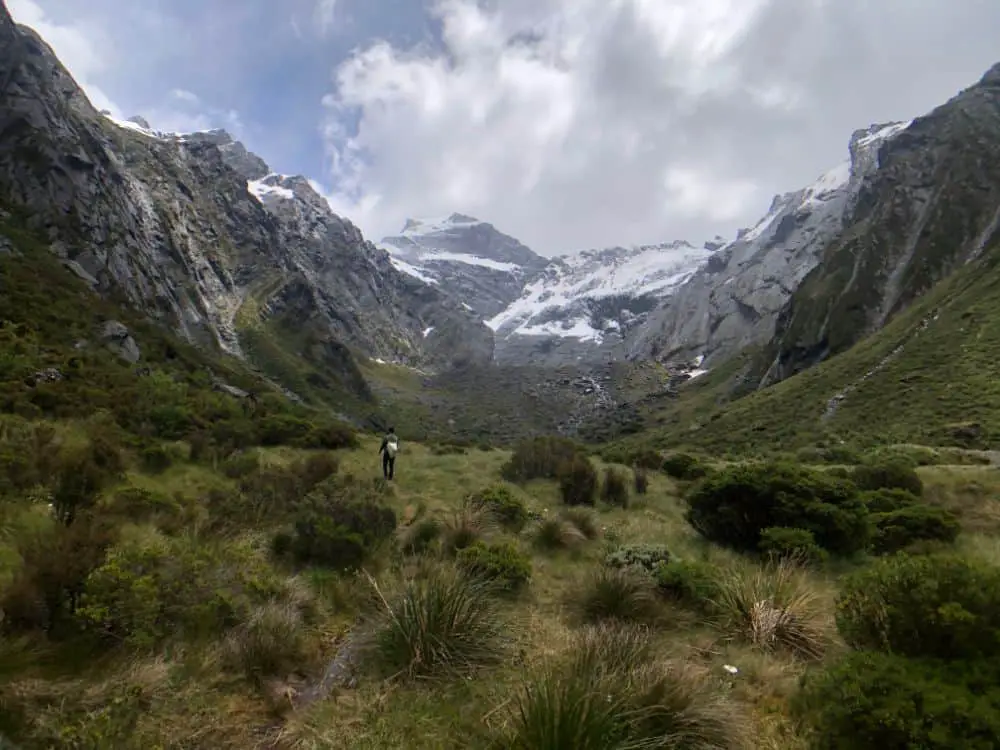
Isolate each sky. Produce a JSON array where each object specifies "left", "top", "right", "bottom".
[{"left": 8, "top": 0, "right": 1000, "bottom": 256}]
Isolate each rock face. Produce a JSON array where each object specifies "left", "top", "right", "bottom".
[
  {"left": 757, "top": 63, "right": 1000, "bottom": 386},
  {"left": 490, "top": 241, "right": 716, "bottom": 366},
  {"left": 0, "top": 2, "right": 492, "bottom": 395},
  {"left": 379, "top": 214, "right": 549, "bottom": 319},
  {"left": 627, "top": 121, "right": 912, "bottom": 369}
]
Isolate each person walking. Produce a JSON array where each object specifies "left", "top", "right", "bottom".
[{"left": 379, "top": 426, "right": 399, "bottom": 480}]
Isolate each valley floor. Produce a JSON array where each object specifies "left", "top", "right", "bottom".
[{"left": 3, "top": 428, "right": 1000, "bottom": 749}]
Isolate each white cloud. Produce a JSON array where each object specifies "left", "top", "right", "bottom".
[{"left": 319, "top": 0, "right": 1000, "bottom": 254}]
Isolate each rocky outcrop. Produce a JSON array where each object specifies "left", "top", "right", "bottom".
[
  {"left": 0, "top": 1, "right": 492, "bottom": 393},
  {"left": 758, "top": 63, "right": 1000, "bottom": 386},
  {"left": 627, "top": 121, "right": 912, "bottom": 370}
]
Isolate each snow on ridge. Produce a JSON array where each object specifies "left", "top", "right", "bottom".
[
  {"left": 487, "top": 242, "right": 713, "bottom": 336},
  {"left": 399, "top": 214, "right": 483, "bottom": 237},
  {"left": 247, "top": 175, "right": 295, "bottom": 203},
  {"left": 388, "top": 255, "right": 438, "bottom": 285},
  {"left": 856, "top": 119, "right": 913, "bottom": 148}
]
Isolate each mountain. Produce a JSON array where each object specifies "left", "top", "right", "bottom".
[
  {"left": 489, "top": 241, "right": 717, "bottom": 366},
  {"left": 757, "top": 62, "right": 1000, "bottom": 387},
  {"left": 379, "top": 214, "right": 549, "bottom": 318},
  {"left": 0, "top": 4, "right": 492, "bottom": 410},
  {"left": 626, "top": 121, "right": 913, "bottom": 371}
]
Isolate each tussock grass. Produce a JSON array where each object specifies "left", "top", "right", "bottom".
[
  {"left": 503, "top": 625, "right": 752, "bottom": 750},
  {"left": 365, "top": 565, "right": 510, "bottom": 680},
  {"left": 709, "top": 558, "right": 835, "bottom": 660},
  {"left": 573, "top": 567, "right": 662, "bottom": 625},
  {"left": 532, "top": 517, "right": 587, "bottom": 551}
]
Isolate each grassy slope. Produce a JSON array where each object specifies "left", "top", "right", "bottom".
[{"left": 614, "top": 240, "right": 1000, "bottom": 455}]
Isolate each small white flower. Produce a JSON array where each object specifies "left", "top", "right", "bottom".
[{"left": 723, "top": 664, "right": 739, "bottom": 675}]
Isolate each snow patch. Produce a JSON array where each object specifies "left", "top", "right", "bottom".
[
  {"left": 422, "top": 326, "right": 435, "bottom": 337},
  {"left": 248, "top": 176, "right": 295, "bottom": 203},
  {"left": 388, "top": 256, "right": 439, "bottom": 284}
]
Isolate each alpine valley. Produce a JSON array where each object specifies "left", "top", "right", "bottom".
[{"left": 3, "top": 0, "right": 1000, "bottom": 449}]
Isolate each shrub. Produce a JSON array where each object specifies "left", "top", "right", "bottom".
[
  {"left": 368, "top": 565, "right": 508, "bottom": 679},
  {"left": 633, "top": 466, "right": 649, "bottom": 495},
  {"left": 793, "top": 651, "right": 1000, "bottom": 750},
  {"left": 76, "top": 534, "right": 284, "bottom": 648},
  {"left": 852, "top": 461, "right": 924, "bottom": 496},
  {"left": 758, "top": 527, "right": 828, "bottom": 566},
  {"left": 401, "top": 517, "right": 442, "bottom": 555},
  {"left": 604, "top": 543, "right": 672, "bottom": 575},
  {"left": 711, "top": 558, "right": 832, "bottom": 660},
  {"left": 284, "top": 484, "right": 397, "bottom": 571},
  {"left": 558, "top": 456, "right": 598, "bottom": 506},
  {"left": 532, "top": 517, "right": 587, "bottom": 551},
  {"left": 500, "top": 435, "right": 586, "bottom": 483},
  {"left": 299, "top": 421, "right": 358, "bottom": 450},
  {"left": 574, "top": 567, "right": 661, "bottom": 624},
  {"left": 835, "top": 553, "right": 1000, "bottom": 659},
  {"left": 662, "top": 452, "right": 708, "bottom": 480},
  {"left": 466, "top": 483, "right": 528, "bottom": 532},
  {"left": 51, "top": 437, "right": 125, "bottom": 526},
  {"left": 860, "top": 487, "right": 920, "bottom": 513},
  {"left": 627, "top": 447, "right": 664, "bottom": 470},
  {"left": 1, "top": 517, "right": 116, "bottom": 634},
  {"left": 108, "top": 485, "right": 182, "bottom": 525},
  {"left": 685, "top": 462, "right": 870, "bottom": 555},
  {"left": 870, "top": 505, "right": 960, "bottom": 555},
  {"left": 600, "top": 468, "right": 630, "bottom": 508},
  {"left": 223, "top": 451, "right": 261, "bottom": 478},
  {"left": 503, "top": 625, "right": 749, "bottom": 750},
  {"left": 457, "top": 541, "right": 532, "bottom": 592},
  {"left": 655, "top": 559, "right": 721, "bottom": 611}
]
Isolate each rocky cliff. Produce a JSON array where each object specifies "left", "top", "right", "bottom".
[
  {"left": 0, "top": 1, "right": 492, "bottom": 405},
  {"left": 626, "top": 121, "right": 912, "bottom": 371},
  {"left": 758, "top": 62, "right": 1000, "bottom": 387}
]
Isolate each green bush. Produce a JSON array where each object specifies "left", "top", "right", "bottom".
[
  {"left": 793, "top": 651, "right": 1000, "bottom": 749},
  {"left": 604, "top": 544, "right": 672, "bottom": 575},
  {"left": 76, "top": 535, "right": 284, "bottom": 648},
  {"left": 500, "top": 436, "right": 587, "bottom": 483},
  {"left": 369, "top": 565, "right": 508, "bottom": 679},
  {"left": 558, "top": 456, "right": 598, "bottom": 506},
  {"left": 51, "top": 436, "right": 126, "bottom": 526},
  {"left": 852, "top": 461, "right": 924, "bottom": 496},
  {"left": 860, "top": 488, "right": 920, "bottom": 513},
  {"left": 626, "top": 447, "right": 663, "bottom": 470},
  {"left": 223, "top": 450, "right": 262, "bottom": 479},
  {"left": 758, "top": 527, "right": 828, "bottom": 566},
  {"left": 685, "top": 462, "right": 870, "bottom": 555},
  {"left": 870, "top": 505, "right": 960, "bottom": 555},
  {"left": 600, "top": 468, "right": 630, "bottom": 508},
  {"left": 661, "top": 452, "right": 708, "bottom": 480},
  {"left": 836, "top": 553, "right": 1000, "bottom": 659},
  {"left": 223, "top": 601, "right": 309, "bottom": 682},
  {"left": 466, "top": 483, "right": 528, "bottom": 531},
  {"left": 532, "top": 517, "right": 587, "bottom": 551},
  {"left": 561, "top": 506, "right": 600, "bottom": 540},
  {"left": 654, "top": 560, "right": 720, "bottom": 611},
  {"left": 457, "top": 541, "right": 532, "bottom": 592}
]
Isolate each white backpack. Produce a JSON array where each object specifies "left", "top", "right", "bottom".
[{"left": 385, "top": 435, "right": 399, "bottom": 457}]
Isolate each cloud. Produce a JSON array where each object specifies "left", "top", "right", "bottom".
[
  {"left": 314, "top": 0, "right": 337, "bottom": 36},
  {"left": 320, "top": 0, "right": 1000, "bottom": 254}
]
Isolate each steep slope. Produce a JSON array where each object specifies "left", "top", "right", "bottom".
[
  {"left": 489, "top": 241, "right": 717, "bottom": 366},
  {"left": 620, "top": 232, "right": 1000, "bottom": 455},
  {"left": 758, "top": 62, "right": 1000, "bottom": 387},
  {"left": 379, "top": 214, "right": 549, "bottom": 318},
  {"left": 0, "top": 3, "right": 492, "bottom": 411},
  {"left": 628, "top": 121, "right": 912, "bottom": 371}
]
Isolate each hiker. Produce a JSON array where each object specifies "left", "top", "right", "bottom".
[{"left": 379, "top": 426, "right": 399, "bottom": 480}]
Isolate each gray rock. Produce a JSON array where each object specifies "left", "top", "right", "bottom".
[
  {"left": 0, "top": 235, "right": 12, "bottom": 254},
  {"left": 99, "top": 320, "right": 141, "bottom": 363}
]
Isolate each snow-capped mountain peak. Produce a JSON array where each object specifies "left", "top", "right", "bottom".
[{"left": 378, "top": 216, "right": 549, "bottom": 318}]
